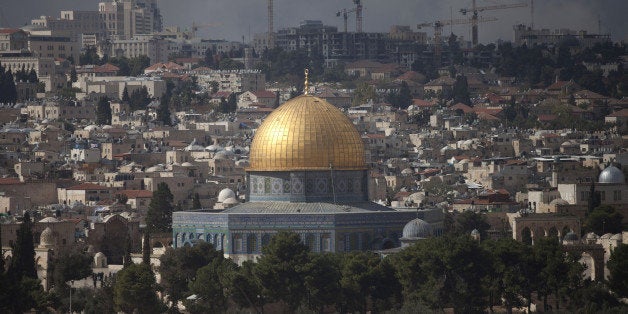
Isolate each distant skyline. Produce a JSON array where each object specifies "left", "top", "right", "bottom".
[{"left": 1, "top": 0, "right": 626, "bottom": 43}]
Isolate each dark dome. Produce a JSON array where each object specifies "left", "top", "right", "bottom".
[
  {"left": 402, "top": 218, "right": 432, "bottom": 239},
  {"left": 598, "top": 165, "right": 625, "bottom": 184}
]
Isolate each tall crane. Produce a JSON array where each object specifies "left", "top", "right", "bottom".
[
  {"left": 460, "top": 0, "right": 527, "bottom": 46},
  {"left": 268, "top": 0, "right": 275, "bottom": 48},
  {"left": 354, "top": 0, "right": 363, "bottom": 33},
  {"left": 418, "top": 17, "right": 497, "bottom": 64},
  {"left": 336, "top": 1, "right": 364, "bottom": 33},
  {"left": 336, "top": 8, "right": 357, "bottom": 33}
]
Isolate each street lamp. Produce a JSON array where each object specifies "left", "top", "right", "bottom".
[{"left": 69, "top": 280, "right": 74, "bottom": 314}]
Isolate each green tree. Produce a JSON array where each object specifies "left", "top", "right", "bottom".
[
  {"left": 129, "top": 55, "right": 151, "bottom": 77},
  {"left": 218, "top": 58, "right": 245, "bottom": 70},
  {"left": 51, "top": 248, "right": 93, "bottom": 289},
  {"left": 113, "top": 263, "right": 164, "bottom": 314},
  {"left": 146, "top": 182, "right": 174, "bottom": 233},
  {"left": 158, "top": 242, "right": 223, "bottom": 310},
  {"left": 142, "top": 228, "right": 151, "bottom": 265},
  {"left": 568, "top": 281, "right": 624, "bottom": 313},
  {"left": 9, "top": 212, "right": 37, "bottom": 280},
  {"left": 352, "top": 82, "right": 377, "bottom": 107},
  {"left": 0, "top": 67, "right": 18, "bottom": 104},
  {"left": 255, "top": 231, "right": 310, "bottom": 312},
  {"left": 96, "top": 96, "right": 112, "bottom": 125},
  {"left": 450, "top": 211, "right": 491, "bottom": 239},
  {"left": 83, "top": 277, "right": 116, "bottom": 314},
  {"left": 70, "top": 67, "right": 78, "bottom": 83},
  {"left": 209, "top": 80, "right": 219, "bottom": 94},
  {"left": 393, "top": 235, "right": 490, "bottom": 313},
  {"left": 452, "top": 74, "right": 471, "bottom": 105},
  {"left": 185, "top": 257, "right": 235, "bottom": 313},
  {"left": 156, "top": 91, "right": 171, "bottom": 126},
  {"left": 221, "top": 260, "right": 264, "bottom": 312},
  {"left": 482, "top": 238, "right": 535, "bottom": 314},
  {"left": 302, "top": 253, "right": 342, "bottom": 312},
  {"left": 533, "top": 236, "right": 584, "bottom": 311},
  {"left": 121, "top": 86, "right": 130, "bottom": 103},
  {"left": 339, "top": 251, "right": 402, "bottom": 313},
  {"left": 79, "top": 47, "right": 101, "bottom": 65},
  {"left": 607, "top": 243, "right": 628, "bottom": 298},
  {"left": 584, "top": 205, "right": 623, "bottom": 235},
  {"left": 129, "top": 86, "right": 151, "bottom": 110}
]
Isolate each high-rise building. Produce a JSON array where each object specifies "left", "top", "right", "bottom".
[
  {"left": 98, "top": 0, "right": 162, "bottom": 40},
  {"left": 30, "top": 11, "right": 106, "bottom": 44}
]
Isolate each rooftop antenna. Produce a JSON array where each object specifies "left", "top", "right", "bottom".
[
  {"left": 530, "top": 0, "right": 534, "bottom": 28},
  {"left": 450, "top": 6, "right": 453, "bottom": 34}
]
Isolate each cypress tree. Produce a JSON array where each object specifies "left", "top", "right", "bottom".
[
  {"left": 9, "top": 212, "right": 37, "bottom": 280},
  {"left": 156, "top": 92, "right": 171, "bottom": 126},
  {"left": 96, "top": 96, "right": 112, "bottom": 125},
  {"left": 146, "top": 182, "right": 174, "bottom": 233},
  {"left": 142, "top": 228, "right": 151, "bottom": 265},
  {"left": 122, "top": 86, "right": 130, "bottom": 103}
]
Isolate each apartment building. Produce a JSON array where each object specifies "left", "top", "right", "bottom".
[
  {"left": 195, "top": 69, "right": 266, "bottom": 93},
  {"left": 0, "top": 29, "right": 28, "bottom": 51}
]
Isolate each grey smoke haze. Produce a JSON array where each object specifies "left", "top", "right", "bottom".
[{"left": 1, "top": 1, "right": 626, "bottom": 43}]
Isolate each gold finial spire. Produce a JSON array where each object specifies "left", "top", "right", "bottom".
[{"left": 304, "top": 68, "right": 309, "bottom": 95}]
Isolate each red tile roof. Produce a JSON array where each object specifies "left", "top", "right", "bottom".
[
  {"left": 67, "top": 183, "right": 109, "bottom": 190},
  {"left": 451, "top": 103, "right": 474, "bottom": 114},
  {"left": 412, "top": 98, "right": 435, "bottom": 107},
  {"left": 0, "top": 28, "right": 22, "bottom": 34},
  {"left": 0, "top": 177, "right": 22, "bottom": 185},
  {"left": 607, "top": 109, "right": 628, "bottom": 117},
  {"left": 94, "top": 63, "right": 119, "bottom": 73},
  {"left": 253, "top": 90, "right": 276, "bottom": 98},
  {"left": 118, "top": 190, "right": 153, "bottom": 199}
]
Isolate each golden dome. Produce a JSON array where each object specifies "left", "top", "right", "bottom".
[{"left": 249, "top": 95, "right": 366, "bottom": 171}]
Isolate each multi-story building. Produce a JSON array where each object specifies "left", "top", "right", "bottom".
[
  {"left": 513, "top": 24, "right": 611, "bottom": 47},
  {"left": 110, "top": 35, "right": 168, "bottom": 63},
  {"left": 30, "top": 11, "right": 106, "bottom": 45},
  {"left": 195, "top": 69, "right": 266, "bottom": 93},
  {"left": 0, "top": 54, "right": 65, "bottom": 91},
  {"left": 98, "top": 0, "right": 162, "bottom": 40},
  {"left": 0, "top": 29, "right": 28, "bottom": 51},
  {"left": 27, "top": 35, "right": 80, "bottom": 62}
]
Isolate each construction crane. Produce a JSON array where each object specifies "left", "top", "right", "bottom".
[
  {"left": 336, "top": 1, "right": 364, "bottom": 33},
  {"left": 189, "top": 22, "right": 221, "bottom": 39},
  {"left": 353, "top": 0, "right": 363, "bottom": 33},
  {"left": 460, "top": 0, "right": 527, "bottom": 46},
  {"left": 418, "top": 17, "right": 497, "bottom": 64},
  {"left": 336, "top": 8, "right": 357, "bottom": 33},
  {"left": 268, "top": 0, "right": 274, "bottom": 48}
]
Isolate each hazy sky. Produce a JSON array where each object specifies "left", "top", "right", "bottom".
[{"left": 1, "top": 0, "right": 626, "bottom": 43}]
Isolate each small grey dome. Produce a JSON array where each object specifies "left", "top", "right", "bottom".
[
  {"left": 585, "top": 232, "right": 598, "bottom": 240},
  {"left": 217, "top": 188, "right": 236, "bottom": 203},
  {"left": 550, "top": 198, "right": 569, "bottom": 206},
  {"left": 598, "top": 165, "right": 625, "bottom": 184},
  {"left": 470, "top": 229, "right": 480, "bottom": 236},
  {"left": 402, "top": 218, "right": 432, "bottom": 239},
  {"left": 563, "top": 231, "right": 579, "bottom": 242}
]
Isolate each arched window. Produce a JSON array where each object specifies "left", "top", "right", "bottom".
[{"left": 247, "top": 234, "right": 258, "bottom": 254}]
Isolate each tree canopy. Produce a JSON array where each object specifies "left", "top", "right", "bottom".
[{"left": 146, "top": 182, "right": 174, "bottom": 233}]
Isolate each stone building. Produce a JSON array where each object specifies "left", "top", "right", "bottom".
[{"left": 172, "top": 93, "right": 443, "bottom": 264}]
